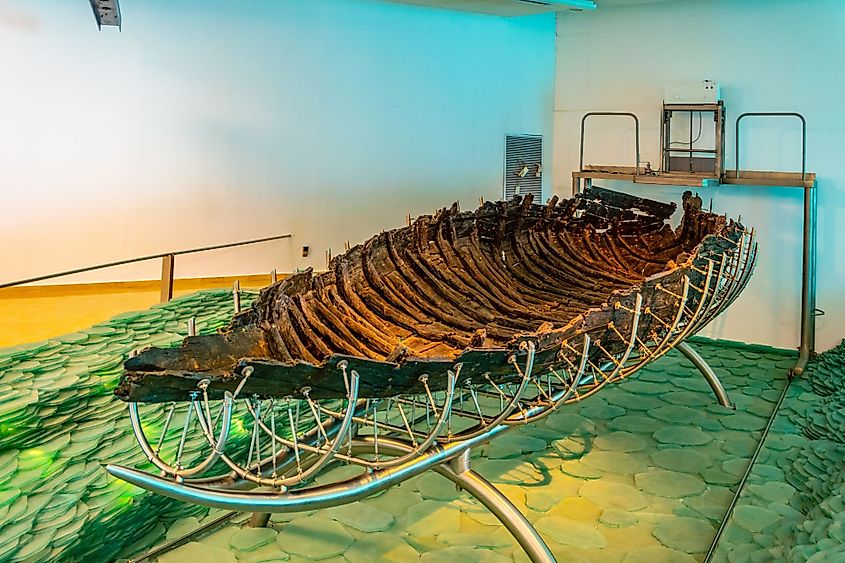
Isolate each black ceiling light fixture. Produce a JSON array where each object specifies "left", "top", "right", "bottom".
[{"left": 89, "top": 0, "right": 121, "bottom": 30}]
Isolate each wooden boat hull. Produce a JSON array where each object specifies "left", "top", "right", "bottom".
[{"left": 116, "top": 187, "right": 753, "bottom": 403}]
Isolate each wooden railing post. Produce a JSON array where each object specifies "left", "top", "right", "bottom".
[{"left": 160, "top": 254, "right": 175, "bottom": 303}]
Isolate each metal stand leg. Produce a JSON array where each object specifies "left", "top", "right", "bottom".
[
  {"left": 435, "top": 449, "right": 555, "bottom": 563},
  {"left": 676, "top": 342, "right": 733, "bottom": 409},
  {"left": 793, "top": 181, "right": 818, "bottom": 377},
  {"left": 248, "top": 512, "right": 271, "bottom": 528}
]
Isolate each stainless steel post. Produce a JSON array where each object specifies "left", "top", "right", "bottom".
[
  {"left": 248, "top": 512, "right": 271, "bottom": 528},
  {"left": 793, "top": 180, "right": 817, "bottom": 376},
  {"left": 676, "top": 342, "right": 733, "bottom": 408}
]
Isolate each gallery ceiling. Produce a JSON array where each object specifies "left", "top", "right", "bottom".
[
  {"left": 381, "top": 0, "right": 679, "bottom": 16},
  {"left": 380, "top": 0, "right": 597, "bottom": 17}
]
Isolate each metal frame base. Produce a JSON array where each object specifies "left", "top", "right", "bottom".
[{"left": 245, "top": 445, "right": 554, "bottom": 562}]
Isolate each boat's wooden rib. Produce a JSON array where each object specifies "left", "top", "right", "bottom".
[{"left": 116, "top": 187, "right": 753, "bottom": 403}]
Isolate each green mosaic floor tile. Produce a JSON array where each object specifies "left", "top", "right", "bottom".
[
  {"left": 721, "top": 413, "right": 768, "bottom": 432},
  {"left": 229, "top": 527, "right": 278, "bottom": 552},
  {"left": 683, "top": 487, "right": 734, "bottom": 521},
  {"left": 312, "top": 464, "right": 364, "bottom": 486},
  {"left": 525, "top": 489, "right": 559, "bottom": 513},
  {"left": 552, "top": 436, "right": 590, "bottom": 460},
  {"left": 437, "top": 530, "right": 513, "bottom": 548},
  {"left": 404, "top": 501, "right": 462, "bottom": 536},
  {"left": 621, "top": 545, "right": 697, "bottom": 562},
  {"left": 544, "top": 413, "right": 596, "bottom": 435},
  {"left": 605, "top": 392, "right": 664, "bottom": 412},
  {"left": 560, "top": 459, "right": 604, "bottom": 480},
  {"left": 733, "top": 505, "right": 780, "bottom": 533},
  {"left": 486, "top": 433, "right": 547, "bottom": 459},
  {"left": 660, "top": 390, "right": 715, "bottom": 407},
  {"left": 412, "top": 472, "right": 462, "bottom": 502},
  {"left": 342, "top": 533, "right": 419, "bottom": 563},
  {"left": 419, "top": 546, "right": 510, "bottom": 563},
  {"left": 638, "top": 371, "right": 671, "bottom": 384},
  {"left": 579, "top": 480, "right": 647, "bottom": 512},
  {"left": 534, "top": 516, "right": 608, "bottom": 548},
  {"left": 159, "top": 542, "right": 237, "bottom": 563},
  {"left": 0, "top": 539, "right": 21, "bottom": 562},
  {"left": 2, "top": 496, "right": 27, "bottom": 523},
  {"left": 324, "top": 503, "right": 394, "bottom": 532},
  {"left": 364, "top": 485, "right": 420, "bottom": 518},
  {"left": 652, "top": 516, "right": 715, "bottom": 553},
  {"left": 648, "top": 405, "right": 711, "bottom": 426},
  {"left": 635, "top": 470, "right": 706, "bottom": 498},
  {"left": 672, "top": 378, "right": 715, "bottom": 394},
  {"left": 653, "top": 425, "right": 712, "bottom": 446},
  {"left": 474, "top": 459, "right": 544, "bottom": 485},
  {"left": 619, "top": 381, "right": 668, "bottom": 396},
  {"left": 580, "top": 404, "right": 626, "bottom": 420},
  {"left": 606, "top": 414, "right": 663, "bottom": 434},
  {"left": 651, "top": 449, "right": 712, "bottom": 473},
  {"left": 581, "top": 451, "right": 648, "bottom": 475},
  {"left": 0, "top": 520, "right": 34, "bottom": 549},
  {"left": 745, "top": 482, "right": 796, "bottom": 504},
  {"left": 593, "top": 431, "right": 647, "bottom": 453},
  {"left": 599, "top": 509, "right": 639, "bottom": 528}
]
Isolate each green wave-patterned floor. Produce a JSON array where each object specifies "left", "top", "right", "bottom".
[
  {"left": 712, "top": 342, "right": 845, "bottom": 563},
  {"left": 0, "top": 290, "right": 258, "bottom": 562},
  {"left": 0, "top": 290, "right": 843, "bottom": 562}
]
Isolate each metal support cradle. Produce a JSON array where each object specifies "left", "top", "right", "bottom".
[{"left": 108, "top": 231, "right": 756, "bottom": 561}]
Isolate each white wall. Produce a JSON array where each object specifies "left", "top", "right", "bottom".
[
  {"left": 0, "top": 0, "right": 555, "bottom": 284},
  {"left": 554, "top": 0, "right": 845, "bottom": 352}
]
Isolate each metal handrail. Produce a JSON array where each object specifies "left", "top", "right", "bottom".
[
  {"left": 0, "top": 234, "right": 292, "bottom": 290},
  {"left": 579, "top": 112, "right": 641, "bottom": 173},
  {"left": 735, "top": 112, "right": 806, "bottom": 180}
]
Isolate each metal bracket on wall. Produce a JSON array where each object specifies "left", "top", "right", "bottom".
[{"left": 89, "top": 0, "right": 121, "bottom": 30}]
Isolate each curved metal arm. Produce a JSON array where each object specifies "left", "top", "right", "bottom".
[
  {"left": 231, "top": 371, "right": 361, "bottom": 488},
  {"left": 580, "top": 112, "right": 641, "bottom": 172},
  {"left": 314, "top": 369, "right": 459, "bottom": 469},
  {"left": 675, "top": 341, "right": 732, "bottom": 408},
  {"left": 519, "top": 335, "right": 589, "bottom": 425},
  {"left": 735, "top": 112, "right": 806, "bottom": 179},
  {"left": 454, "top": 341, "right": 536, "bottom": 439},
  {"left": 129, "top": 393, "right": 234, "bottom": 479}
]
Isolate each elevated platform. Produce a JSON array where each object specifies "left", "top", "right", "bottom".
[{"left": 573, "top": 166, "right": 816, "bottom": 191}]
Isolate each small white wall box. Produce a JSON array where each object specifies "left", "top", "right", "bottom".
[{"left": 664, "top": 81, "right": 721, "bottom": 104}]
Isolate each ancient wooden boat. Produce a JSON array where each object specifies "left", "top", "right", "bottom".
[
  {"left": 116, "top": 187, "right": 754, "bottom": 404},
  {"left": 107, "top": 187, "right": 755, "bottom": 560}
]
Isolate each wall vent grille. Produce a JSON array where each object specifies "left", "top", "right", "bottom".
[{"left": 504, "top": 135, "right": 542, "bottom": 201}]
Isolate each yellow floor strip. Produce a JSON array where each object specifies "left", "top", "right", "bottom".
[{"left": 0, "top": 275, "right": 273, "bottom": 348}]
